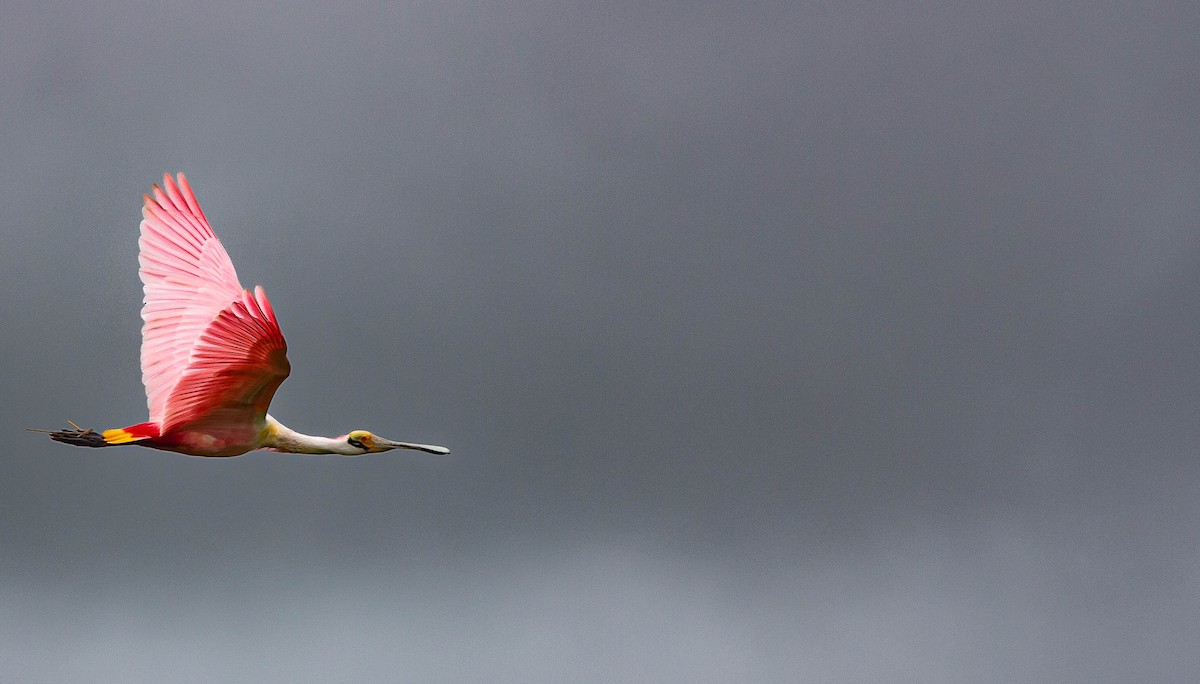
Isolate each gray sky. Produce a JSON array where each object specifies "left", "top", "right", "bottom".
[{"left": 2, "top": 1, "right": 1198, "bottom": 681}]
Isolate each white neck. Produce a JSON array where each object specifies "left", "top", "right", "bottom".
[{"left": 263, "top": 415, "right": 361, "bottom": 455}]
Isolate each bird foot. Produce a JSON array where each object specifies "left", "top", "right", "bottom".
[{"left": 28, "top": 421, "right": 109, "bottom": 447}]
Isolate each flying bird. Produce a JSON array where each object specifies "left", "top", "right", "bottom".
[{"left": 33, "top": 173, "right": 448, "bottom": 458}]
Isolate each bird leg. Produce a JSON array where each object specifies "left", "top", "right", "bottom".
[{"left": 26, "top": 421, "right": 111, "bottom": 448}]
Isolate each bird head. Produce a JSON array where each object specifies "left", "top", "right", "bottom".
[
  {"left": 345, "top": 430, "right": 450, "bottom": 455},
  {"left": 345, "top": 430, "right": 377, "bottom": 452}
]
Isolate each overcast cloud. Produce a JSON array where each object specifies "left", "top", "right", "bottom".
[{"left": 1, "top": 1, "right": 1198, "bottom": 681}]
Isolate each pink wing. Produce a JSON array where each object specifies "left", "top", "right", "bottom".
[
  {"left": 138, "top": 173, "right": 290, "bottom": 433},
  {"left": 160, "top": 286, "right": 290, "bottom": 433}
]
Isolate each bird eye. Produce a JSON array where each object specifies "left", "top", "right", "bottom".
[{"left": 348, "top": 436, "right": 366, "bottom": 449}]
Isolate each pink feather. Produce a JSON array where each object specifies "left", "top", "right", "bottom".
[{"left": 138, "top": 173, "right": 289, "bottom": 436}]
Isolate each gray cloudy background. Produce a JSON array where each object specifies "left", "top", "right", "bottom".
[{"left": 2, "top": 1, "right": 1198, "bottom": 681}]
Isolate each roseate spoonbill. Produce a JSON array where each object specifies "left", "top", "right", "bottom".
[{"left": 32, "top": 173, "right": 448, "bottom": 458}]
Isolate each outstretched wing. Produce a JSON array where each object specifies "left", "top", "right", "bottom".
[
  {"left": 160, "top": 286, "right": 290, "bottom": 433},
  {"left": 138, "top": 173, "right": 289, "bottom": 432}
]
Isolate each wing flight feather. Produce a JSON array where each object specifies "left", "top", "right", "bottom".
[
  {"left": 161, "top": 286, "right": 290, "bottom": 432},
  {"left": 138, "top": 173, "right": 289, "bottom": 431}
]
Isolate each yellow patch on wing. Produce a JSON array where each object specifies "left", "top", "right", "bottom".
[{"left": 102, "top": 428, "right": 143, "bottom": 445}]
